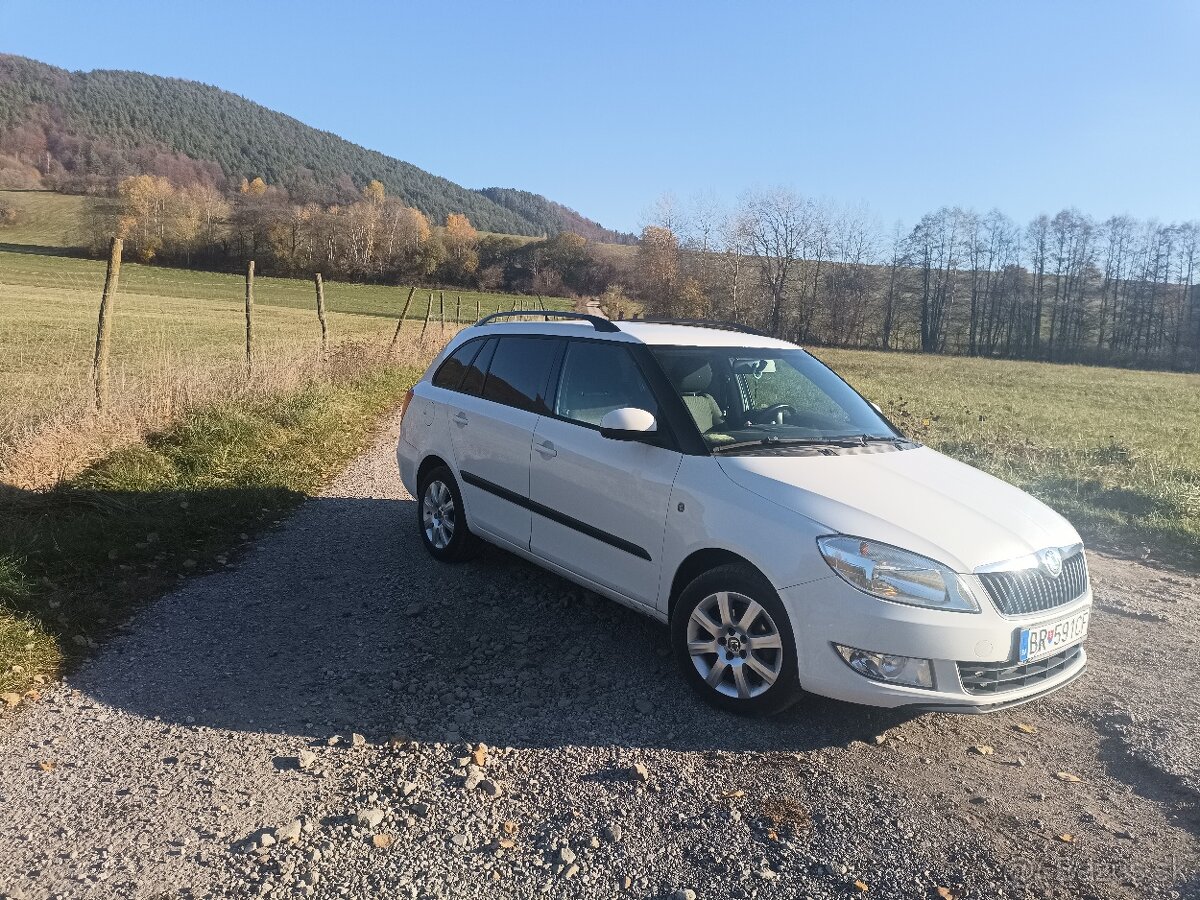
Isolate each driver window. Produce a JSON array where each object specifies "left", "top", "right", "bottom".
[{"left": 555, "top": 341, "right": 657, "bottom": 427}]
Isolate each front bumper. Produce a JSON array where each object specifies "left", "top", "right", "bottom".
[{"left": 778, "top": 576, "right": 1091, "bottom": 711}]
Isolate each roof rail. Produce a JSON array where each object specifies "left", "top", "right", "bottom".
[
  {"left": 473, "top": 310, "right": 620, "bottom": 332},
  {"left": 634, "top": 317, "right": 768, "bottom": 337}
]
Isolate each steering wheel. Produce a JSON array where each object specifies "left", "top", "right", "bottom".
[{"left": 752, "top": 403, "right": 796, "bottom": 425}]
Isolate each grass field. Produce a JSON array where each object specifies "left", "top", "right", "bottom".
[
  {"left": 0, "top": 247, "right": 571, "bottom": 483},
  {"left": 0, "top": 190, "right": 103, "bottom": 248},
  {"left": 814, "top": 348, "right": 1200, "bottom": 567},
  {"left": 0, "top": 247, "right": 570, "bottom": 321}
]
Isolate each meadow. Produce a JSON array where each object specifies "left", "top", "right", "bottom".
[
  {"left": 0, "top": 189, "right": 101, "bottom": 248},
  {"left": 0, "top": 246, "right": 570, "bottom": 484},
  {"left": 815, "top": 348, "right": 1200, "bottom": 567}
]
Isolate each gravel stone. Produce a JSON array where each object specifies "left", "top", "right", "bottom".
[{"left": 355, "top": 809, "right": 385, "bottom": 829}]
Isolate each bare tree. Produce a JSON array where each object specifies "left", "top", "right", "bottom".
[
  {"left": 909, "top": 208, "right": 963, "bottom": 352},
  {"left": 717, "top": 208, "right": 754, "bottom": 322},
  {"left": 743, "top": 188, "right": 811, "bottom": 337}
]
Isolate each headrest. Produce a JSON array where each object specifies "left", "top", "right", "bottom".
[{"left": 667, "top": 358, "right": 713, "bottom": 393}]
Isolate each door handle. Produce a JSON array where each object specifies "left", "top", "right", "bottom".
[
  {"left": 534, "top": 440, "right": 557, "bottom": 458},
  {"left": 453, "top": 411, "right": 468, "bottom": 427}
]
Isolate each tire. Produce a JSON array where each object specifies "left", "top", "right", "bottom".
[
  {"left": 671, "top": 563, "right": 802, "bottom": 716},
  {"left": 416, "top": 465, "right": 481, "bottom": 563}
]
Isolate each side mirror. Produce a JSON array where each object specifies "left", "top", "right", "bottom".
[{"left": 599, "top": 407, "right": 657, "bottom": 441}]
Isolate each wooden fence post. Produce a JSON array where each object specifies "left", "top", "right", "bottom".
[
  {"left": 475, "top": 296, "right": 481, "bottom": 322},
  {"left": 390, "top": 285, "right": 418, "bottom": 350},
  {"left": 419, "top": 291, "right": 434, "bottom": 340},
  {"left": 91, "top": 236, "right": 123, "bottom": 411},
  {"left": 314, "top": 272, "right": 329, "bottom": 356},
  {"left": 455, "top": 294, "right": 462, "bottom": 325},
  {"left": 439, "top": 291, "right": 446, "bottom": 334},
  {"left": 244, "top": 260, "right": 255, "bottom": 376}
]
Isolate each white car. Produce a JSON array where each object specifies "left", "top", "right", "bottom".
[{"left": 397, "top": 312, "right": 1090, "bottom": 715}]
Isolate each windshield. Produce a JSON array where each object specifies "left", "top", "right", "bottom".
[{"left": 649, "top": 346, "right": 902, "bottom": 451}]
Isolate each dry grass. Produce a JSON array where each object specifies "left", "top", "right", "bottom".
[
  {"left": 0, "top": 363, "right": 424, "bottom": 698},
  {"left": 814, "top": 348, "right": 1200, "bottom": 566},
  {"left": 0, "top": 277, "right": 458, "bottom": 487},
  {"left": 0, "top": 190, "right": 102, "bottom": 247}
]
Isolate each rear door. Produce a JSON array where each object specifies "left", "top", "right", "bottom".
[
  {"left": 529, "top": 339, "right": 682, "bottom": 606},
  {"left": 445, "top": 334, "right": 563, "bottom": 549}
]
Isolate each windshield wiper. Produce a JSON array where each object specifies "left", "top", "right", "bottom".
[
  {"left": 711, "top": 436, "right": 866, "bottom": 454},
  {"left": 853, "top": 434, "right": 909, "bottom": 444}
]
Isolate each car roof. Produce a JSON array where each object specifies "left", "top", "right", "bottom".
[{"left": 462, "top": 318, "right": 800, "bottom": 350}]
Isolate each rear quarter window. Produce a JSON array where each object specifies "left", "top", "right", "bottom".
[{"left": 432, "top": 340, "right": 482, "bottom": 391}]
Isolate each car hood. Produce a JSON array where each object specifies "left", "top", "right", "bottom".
[{"left": 717, "top": 445, "right": 1080, "bottom": 573}]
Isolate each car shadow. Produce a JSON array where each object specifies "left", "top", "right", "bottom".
[{"left": 65, "top": 493, "right": 916, "bottom": 753}]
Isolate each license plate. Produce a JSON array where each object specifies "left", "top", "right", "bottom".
[{"left": 1019, "top": 610, "right": 1089, "bottom": 662}]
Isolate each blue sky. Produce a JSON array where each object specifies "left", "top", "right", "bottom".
[{"left": 2, "top": 0, "right": 1197, "bottom": 233}]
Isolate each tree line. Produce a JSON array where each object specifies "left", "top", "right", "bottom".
[
  {"left": 90, "top": 174, "right": 618, "bottom": 297},
  {"left": 632, "top": 191, "right": 1200, "bottom": 371},
  {"left": 85, "top": 176, "right": 1200, "bottom": 371}
]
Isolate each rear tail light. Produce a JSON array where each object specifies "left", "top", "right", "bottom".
[{"left": 400, "top": 388, "right": 415, "bottom": 423}]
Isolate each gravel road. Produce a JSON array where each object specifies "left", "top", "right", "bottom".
[{"left": 1, "top": 412, "right": 1196, "bottom": 900}]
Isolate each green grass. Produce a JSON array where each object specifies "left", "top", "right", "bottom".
[
  {"left": 0, "top": 247, "right": 571, "bottom": 455},
  {"left": 0, "top": 246, "right": 571, "bottom": 320},
  {"left": 0, "top": 366, "right": 419, "bottom": 701},
  {"left": 0, "top": 190, "right": 105, "bottom": 248},
  {"left": 813, "top": 348, "right": 1200, "bottom": 567}
]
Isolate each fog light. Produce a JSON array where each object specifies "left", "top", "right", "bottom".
[{"left": 835, "top": 644, "right": 934, "bottom": 689}]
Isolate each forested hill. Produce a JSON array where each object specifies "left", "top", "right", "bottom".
[
  {"left": 0, "top": 54, "right": 631, "bottom": 240},
  {"left": 477, "top": 188, "right": 635, "bottom": 244}
]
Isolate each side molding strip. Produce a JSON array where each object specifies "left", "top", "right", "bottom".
[{"left": 460, "top": 471, "right": 652, "bottom": 562}]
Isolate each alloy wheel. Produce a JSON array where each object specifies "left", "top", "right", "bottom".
[
  {"left": 686, "top": 590, "right": 784, "bottom": 699},
  {"left": 421, "top": 480, "right": 456, "bottom": 550}
]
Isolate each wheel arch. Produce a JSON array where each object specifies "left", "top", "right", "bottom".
[
  {"left": 416, "top": 454, "right": 452, "bottom": 490},
  {"left": 667, "top": 548, "right": 773, "bottom": 621}
]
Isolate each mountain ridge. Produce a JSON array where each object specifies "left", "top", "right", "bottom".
[{"left": 0, "top": 54, "right": 633, "bottom": 242}]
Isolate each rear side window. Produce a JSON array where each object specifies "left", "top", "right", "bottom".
[
  {"left": 482, "top": 337, "right": 562, "bottom": 413},
  {"left": 432, "top": 339, "right": 482, "bottom": 391}
]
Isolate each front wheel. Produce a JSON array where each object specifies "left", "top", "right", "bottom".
[
  {"left": 672, "top": 563, "right": 802, "bottom": 716},
  {"left": 417, "top": 466, "right": 480, "bottom": 562}
]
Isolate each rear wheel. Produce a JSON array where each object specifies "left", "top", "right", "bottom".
[
  {"left": 417, "top": 465, "right": 480, "bottom": 562},
  {"left": 672, "top": 563, "right": 801, "bottom": 715}
]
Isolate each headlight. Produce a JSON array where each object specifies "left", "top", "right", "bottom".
[{"left": 817, "top": 536, "right": 981, "bottom": 613}]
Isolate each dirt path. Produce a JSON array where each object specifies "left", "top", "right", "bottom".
[{"left": 0, "top": 412, "right": 1196, "bottom": 900}]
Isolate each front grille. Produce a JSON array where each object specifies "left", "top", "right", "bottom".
[
  {"left": 958, "top": 644, "right": 1084, "bottom": 695},
  {"left": 977, "top": 551, "right": 1088, "bottom": 616}
]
